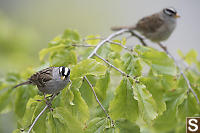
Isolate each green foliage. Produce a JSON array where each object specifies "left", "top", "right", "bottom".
[
  {"left": 109, "top": 78, "right": 138, "bottom": 123},
  {"left": 70, "top": 59, "right": 107, "bottom": 80},
  {"left": 135, "top": 45, "right": 176, "bottom": 76},
  {"left": 0, "top": 29, "right": 200, "bottom": 133}
]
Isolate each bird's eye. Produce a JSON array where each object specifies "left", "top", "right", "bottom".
[
  {"left": 163, "top": 8, "right": 177, "bottom": 16},
  {"left": 59, "top": 66, "right": 65, "bottom": 76},
  {"left": 61, "top": 67, "right": 65, "bottom": 76}
]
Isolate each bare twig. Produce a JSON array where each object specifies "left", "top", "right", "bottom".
[
  {"left": 85, "top": 30, "right": 132, "bottom": 127},
  {"left": 94, "top": 53, "right": 129, "bottom": 77},
  {"left": 71, "top": 44, "right": 96, "bottom": 47},
  {"left": 28, "top": 105, "right": 48, "bottom": 133},
  {"left": 129, "top": 31, "right": 148, "bottom": 46},
  {"left": 83, "top": 35, "right": 133, "bottom": 52},
  {"left": 106, "top": 40, "right": 133, "bottom": 52},
  {"left": 83, "top": 76, "right": 114, "bottom": 126},
  {"left": 82, "top": 37, "right": 103, "bottom": 41},
  {"left": 88, "top": 29, "right": 129, "bottom": 58},
  {"left": 158, "top": 43, "right": 200, "bottom": 104},
  {"left": 28, "top": 94, "right": 57, "bottom": 133}
]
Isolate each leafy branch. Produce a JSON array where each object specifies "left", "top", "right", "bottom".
[
  {"left": 128, "top": 30, "right": 199, "bottom": 104},
  {"left": 25, "top": 28, "right": 200, "bottom": 132},
  {"left": 94, "top": 53, "right": 128, "bottom": 77},
  {"left": 1, "top": 28, "right": 200, "bottom": 133},
  {"left": 27, "top": 93, "right": 57, "bottom": 133},
  {"left": 158, "top": 43, "right": 200, "bottom": 104},
  {"left": 83, "top": 76, "right": 114, "bottom": 126},
  {"left": 88, "top": 29, "right": 129, "bottom": 58}
]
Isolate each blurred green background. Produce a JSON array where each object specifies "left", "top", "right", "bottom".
[{"left": 0, "top": 0, "right": 199, "bottom": 132}]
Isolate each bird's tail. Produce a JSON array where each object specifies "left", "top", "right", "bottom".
[
  {"left": 111, "top": 25, "right": 135, "bottom": 31},
  {"left": 13, "top": 81, "right": 31, "bottom": 88}
]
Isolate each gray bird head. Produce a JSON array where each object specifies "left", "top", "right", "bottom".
[{"left": 59, "top": 66, "right": 70, "bottom": 80}]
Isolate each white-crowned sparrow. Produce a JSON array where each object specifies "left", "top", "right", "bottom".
[
  {"left": 111, "top": 7, "right": 180, "bottom": 43},
  {"left": 13, "top": 66, "right": 70, "bottom": 95}
]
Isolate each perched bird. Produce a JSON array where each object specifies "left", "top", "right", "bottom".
[
  {"left": 111, "top": 7, "right": 180, "bottom": 43},
  {"left": 13, "top": 66, "right": 70, "bottom": 96}
]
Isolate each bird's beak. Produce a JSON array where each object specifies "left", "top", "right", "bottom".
[{"left": 175, "top": 13, "right": 180, "bottom": 18}]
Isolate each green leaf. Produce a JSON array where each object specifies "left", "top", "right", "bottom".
[
  {"left": 122, "top": 53, "right": 142, "bottom": 77},
  {"left": 97, "top": 43, "right": 112, "bottom": 59},
  {"left": 50, "top": 49, "right": 77, "bottom": 66},
  {"left": 5, "top": 72, "right": 21, "bottom": 84},
  {"left": 70, "top": 59, "right": 107, "bottom": 80},
  {"left": 109, "top": 78, "right": 138, "bottom": 123},
  {"left": 39, "top": 44, "right": 66, "bottom": 61},
  {"left": 61, "top": 78, "right": 82, "bottom": 105},
  {"left": 195, "top": 61, "right": 200, "bottom": 73},
  {"left": 79, "top": 76, "right": 96, "bottom": 107},
  {"left": 46, "top": 113, "right": 68, "bottom": 133},
  {"left": 32, "top": 104, "right": 47, "bottom": 133},
  {"left": 0, "top": 88, "right": 12, "bottom": 113},
  {"left": 177, "top": 93, "right": 200, "bottom": 119},
  {"left": 160, "top": 75, "right": 177, "bottom": 90},
  {"left": 48, "top": 36, "right": 63, "bottom": 46},
  {"left": 153, "top": 88, "right": 185, "bottom": 132},
  {"left": 95, "top": 70, "right": 110, "bottom": 100},
  {"left": 110, "top": 39, "right": 126, "bottom": 52},
  {"left": 14, "top": 86, "right": 37, "bottom": 118},
  {"left": 71, "top": 78, "right": 83, "bottom": 90},
  {"left": 60, "top": 78, "right": 89, "bottom": 123},
  {"left": 135, "top": 45, "right": 176, "bottom": 76},
  {"left": 185, "top": 49, "right": 198, "bottom": 65},
  {"left": 86, "top": 35, "right": 101, "bottom": 45},
  {"left": 141, "top": 77, "right": 166, "bottom": 116},
  {"left": 62, "top": 29, "right": 80, "bottom": 42},
  {"left": 12, "top": 129, "right": 22, "bottom": 133},
  {"left": 69, "top": 89, "right": 89, "bottom": 123},
  {"left": 178, "top": 49, "right": 198, "bottom": 66},
  {"left": 53, "top": 107, "right": 83, "bottom": 133},
  {"left": 133, "top": 83, "right": 158, "bottom": 122},
  {"left": 20, "top": 95, "right": 46, "bottom": 132},
  {"left": 116, "top": 119, "right": 140, "bottom": 133},
  {"left": 177, "top": 49, "right": 184, "bottom": 58},
  {"left": 84, "top": 117, "right": 108, "bottom": 133}
]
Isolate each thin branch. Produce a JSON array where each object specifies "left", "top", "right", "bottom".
[
  {"left": 129, "top": 31, "right": 148, "bottom": 46},
  {"left": 27, "top": 94, "right": 57, "bottom": 133},
  {"left": 71, "top": 44, "right": 96, "bottom": 47},
  {"left": 83, "top": 35, "right": 134, "bottom": 52},
  {"left": 83, "top": 76, "right": 114, "bottom": 126},
  {"left": 85, "top": 30, "right": 132, "bottom": 127},
  {"left": 82, "top": 37, "right": 103, "bottom": 41},
  {"left": 94, "top": 53, "right": 129, "bottom": 77},
  {"left": 88, "top": 29, "right": 129, "bottom": 58},
  {"left": 158, "top": 43, "right": 200, "bottom": 104},
  {"left": 106, "top": 40, "right": 133, "bottom": 52},
  {"left": 28, "top": 105, "right": 48, "bottom": 133}
]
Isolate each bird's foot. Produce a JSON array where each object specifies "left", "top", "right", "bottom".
[
  {"left": 158, "top": 43, "right": 167, "bottom": 51},
  {"left": 46, "top": 100, "right": 53, "bottom": 111},
  {"left": 45, "top": 94, "right": 54, "bottom": 99}
]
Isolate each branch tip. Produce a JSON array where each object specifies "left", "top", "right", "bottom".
[
  {"left": 83, "top": 76, "right": 114, "bottom": 125},
  {"left": 158, "top": 43, "right": 200, "bottom": 105}
]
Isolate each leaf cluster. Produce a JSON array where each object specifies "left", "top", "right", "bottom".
[{"left": 1, "top": 29, "right": 200, "bottom": 133}]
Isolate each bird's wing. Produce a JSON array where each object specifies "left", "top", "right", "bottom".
[
  {"left": 136, "top": 13, "right": 164, "bottom": 33},
  {"left": 29, "top": 67, "right": 54, "bottom": 87}
]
